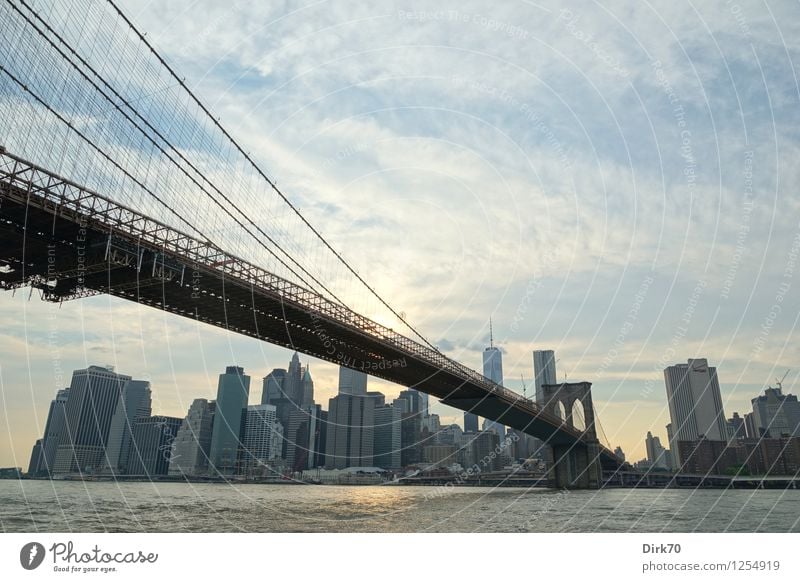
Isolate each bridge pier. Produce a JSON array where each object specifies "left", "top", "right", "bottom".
[
  {"left": 542, "top": 381, "right": 603, "bottom": 489},
  {"left": 550, "top": 441, "right": 602, "bottom": 489}
]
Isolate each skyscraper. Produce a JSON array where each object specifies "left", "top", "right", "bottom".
[
  {"left": 261, "top": 355, "right": 315, "bottom": 458},
  {"left": 209, "top": 366, "right": 250, "bottom": 475},
  {"left": 373, "top": 405, "right": 402, "bottom": 469},
  {"left": 103, "top": 380, "right": 152, "bottom": 475},
  {"left": 395, "top": 389, "right": 421, "bottom": 415},
  {"left": 261, "top": 369, "right": 287, "bottom": 405},
  {"left": 53, "top": 366, "right": 132, "bottom": 475},
  {"left": 645, "top": 431, "right": 669, "bottom": 470},
  {"left": 27, "top": 440, "right": 43, "bottom": 477},
  {"left": 325, "top": 393, "right": 376, "bottom": 469},
  {"left": 126, "top": 416, "right": 182, "bottom": 477},
  {"left": 169, "top": 399, "right": 216, "bottom": 477},
  {"left": 664, "top": 358, "right": 727, "bottom": 465},
  {"left": 482, "top": 344, "right": 504, "bottom": 436},
  {"left": 283, "top": 352, "right": 304, "bottom": 405},
  {"left": 533, "top": 350, "right": 557, "bottom": 404},
  {"left": 727, "top": 412, "right": 746, "bottom": 440},
  {"left": 300, "top": 366, "right": 315, "bottom": 408},
  {"left": 463, "top": 411, "right": 479, "bottom": 433},
  {"left": 240, "top": 404, "right": 282, "bottom": 476},
  {"left": 285, "top": 404, "right": 327, "bottom": 471},
  {"left": 338, "top": 367, "right": 368, "bottom": 395},
  {"left": 416, "top": 390, "right": 429, "bottom": 417},
  {"left": 29, "top": 387, "right": 69, "bottom": 477},
  {"left": 751, "top": 386, "right": 800, "bottom": 438}
]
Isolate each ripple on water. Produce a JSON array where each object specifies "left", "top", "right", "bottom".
[{"left": 2, "top": 481, "right": 800, "bottom": 532}]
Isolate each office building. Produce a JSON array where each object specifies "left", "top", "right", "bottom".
[
  {"left": 338, "top": 367, "right": 368, "bottom": 395},
  {"left": 435, "top": 424, "right": 464, "bottom": 447},
  {"left": 464, "top": 411, "right": 479, "bottom": 433},
  {"left": 325, "top": 393, "right": 376, "bottom": 469},
  {"left": 261, "top": 368, "right": 287, "bottom": 405},
  {"left": 395, "top": 389, "right": 422, "bottom": 415},
  {"left": 373, "top": 405, "right": 402, "bottom": 469},
  {"left": 262, "top": 355, "right": 315, "bottom": 458},
  {"left": 103, "top": 380, "right": 152, "bottom": 475},
  {"left": 209, "top": 366, "right": 250, "bottom": 475},
  {"left": 240, "top": 404, "right": 282, "bottom": 475},
  {"left": 282, "top": 352, "right": 304, "bottom": 405},
  {"left": 285, "top": 404, "right": 327, "bottom": 471},
  {"left": 482, "top": 342, "right": 505, "bottom": 436},
  {"left": 169, "top": 399, "right": 216, "bottom": 477},
  {"left": 751, "top": 386, "right": 800, "bottom": 438},
  {"left": 645, "top": 431, "right": 669, "bottom": 470},
  {"left": 423, "top": 444, "right": 457, "bottom": 467},
  {"left": 470, "top": 430, "right": 502, "bottom": 472},
  {"left": 126, "top": 416, "right": 182, "bottom": 476},
  {"left": 727, "top": 412, "right": 746, "bottom": 441},
  {"left": 29, "top": 387, "right": 69, "bottom": 477},
  {"left": 533, "top": 349, "right": 558, "bottom": 404},
  {"left": 53, "top": 366, "right": 132, "bottom": 475},
  {"left": 300, "top": 366, "right": 315, "bottom": 408},
  {"left": 664, "top": 359, "right": 727, "bottom": 465},
  {"left": 27, "top": 440, "right": 43, "bottom": 477},
  {"left": 415, "top": 390, "right": 429, "bottom": 417},
  {"left": 744, "top": 412, "right": 757, "bottom": 439},
  {"left": 400, "top": 410, "right": 423, "bottom": 467}
]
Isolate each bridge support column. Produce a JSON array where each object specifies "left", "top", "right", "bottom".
[
  {"left": 550, "top": 441, "right": 603, "bottom": 489},
  {"left": 542, "top": 381, "right": 604, "bottom": 489}
]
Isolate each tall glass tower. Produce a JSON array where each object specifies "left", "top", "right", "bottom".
[
  {"left": 533, "top": 350, "right": 557, "bottom": 404},
  {"left": 482, "top": 345, "right": 505, "bottom": 436},
  {"left": 209, "top": 366, "right": 250, "bottom": 475}
]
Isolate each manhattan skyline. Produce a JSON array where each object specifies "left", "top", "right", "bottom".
[{"left": 2, "top": 0, "right": 800, "bottom": 472}]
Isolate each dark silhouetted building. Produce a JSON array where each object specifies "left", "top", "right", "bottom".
[
  {"left": 126, "top": 416, "right": 182, "bottom": 477},
  {"left": 209, "top": 366, "right": 250, "bottom": 475}
]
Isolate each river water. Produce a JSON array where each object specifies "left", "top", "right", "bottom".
[{"left": 2, "top": 480, "right": 799, "bottom": 532}]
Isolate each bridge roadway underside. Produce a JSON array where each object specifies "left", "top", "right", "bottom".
[{"left": 0, "top": 168, "right": 618, "bottom": 476}]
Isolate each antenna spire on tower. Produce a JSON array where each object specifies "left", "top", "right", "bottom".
[{"left": 489, "top": 317, "right": 494, "bottom": 348}]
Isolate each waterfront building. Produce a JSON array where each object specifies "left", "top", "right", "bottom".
[
  {"left": 126, "top": 416, "right": 182, "bottom": 476},
  {"left": 423, "top": 444, "right": 457, "bottom": 467},
  {"left": 285, "top": 404, "right": 327, "bottom": 471},
  {"left": 751, "top": 386, "right": 800, "bottom": 438},
  {"left": 240, "top": 404, "right": 283, "bottom": 476},
  {"left": 727, "top": 412, "right": 746, "bottom": 441},
  {"left": 103, "top": 380, "right": 152, "bottom": 475},
  {"left": 325, "top": 393, "right": 376, "bottom": 469},
  {"left": 208, "top": 366, "right": 250, "bottom": 475},
  {"left": 29, "top": 387, "right": 69, "bottom": 476},
  {"left": 373, "top": 405, "right": 402, "bottom": 469},
  {"left": 645, "top": 431, "right": 669, "bottom": 470},
  {"left": 664, "top": 359, "right": 727, "bottom": 465},
  {"left": 53, "top": 366, "right": 132, "bottom": 475},
  {"left": 169, "top": 399, "right": 216, "bottom": 477}
]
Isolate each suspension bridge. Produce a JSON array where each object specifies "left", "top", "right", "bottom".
[{"left": 0, "top": 0, "right": 620, "bottom": 487}]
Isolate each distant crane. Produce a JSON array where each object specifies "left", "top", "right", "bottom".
[
  {"left": 520, "top": 374, "right": 528, "bottom": 399},
  {"left": 776, "top": 369, "right": 791, "bottom": 391}
]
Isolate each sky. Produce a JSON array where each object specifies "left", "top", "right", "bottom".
[{"left": 1, "top": 0, "right": 800, "bottom": 468}]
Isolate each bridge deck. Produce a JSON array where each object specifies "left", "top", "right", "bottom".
[{"left": 0, "top": 149, "right": 618, "bottom": 460}]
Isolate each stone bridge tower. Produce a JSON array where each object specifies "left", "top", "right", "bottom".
[{"left": 541, "top": 381, "right": 603, "bottom": 489}]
